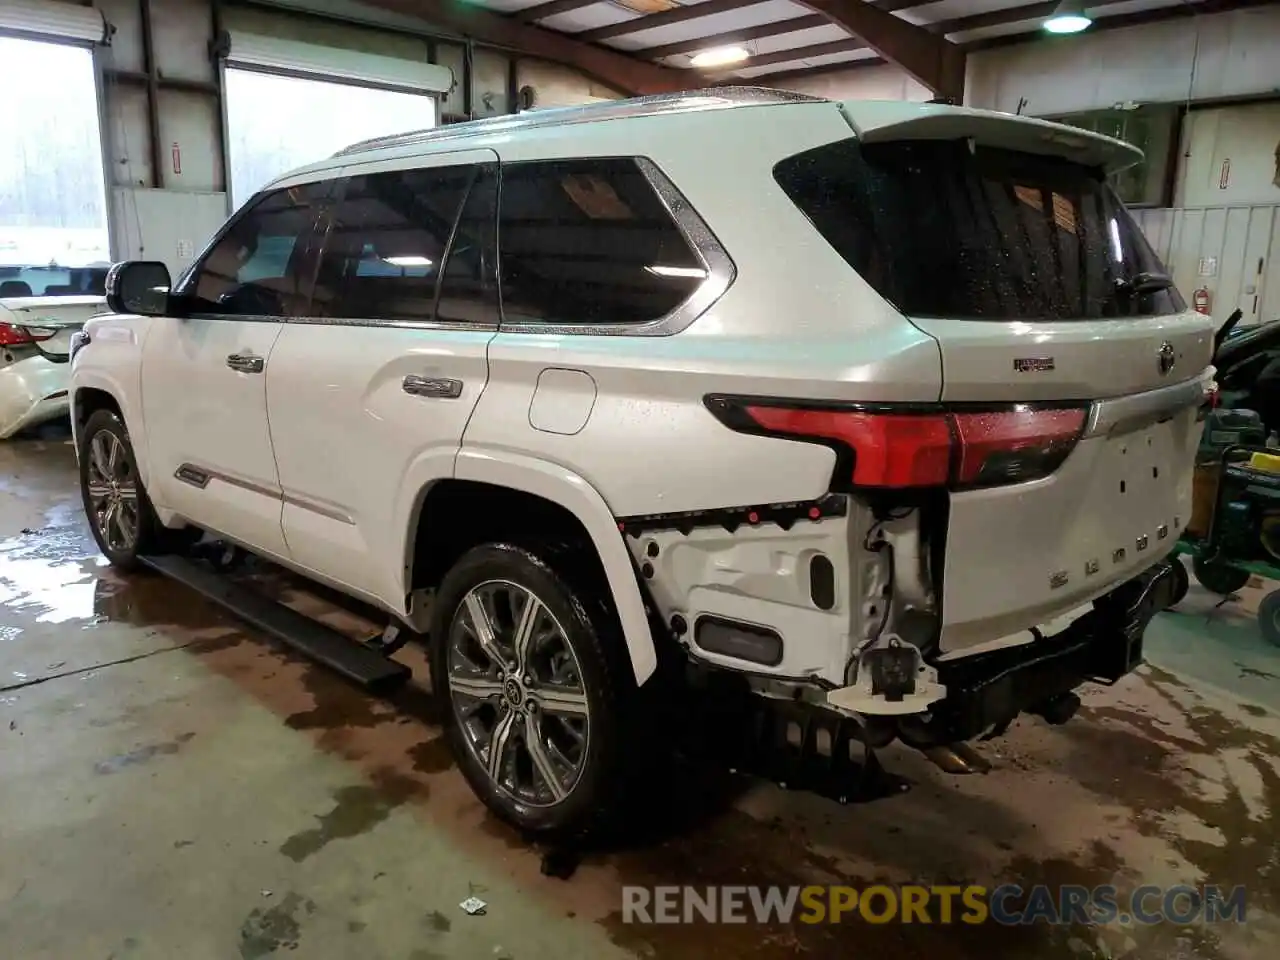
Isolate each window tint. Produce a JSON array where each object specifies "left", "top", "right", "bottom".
[
  {"left": 437, "top": 164, "right": 499, "bottom": 325},
  {"left": 187, "top": 183, "right": 328, "bottom": 317},
  {"left": 314, "top": 165, "right": 472, "bottom": 322},
  {"left": 498, "top": 158, "right": 703, "bottom": 326},
  {"left": 774, "top": 138, "right": 1185, "bottom": 321}
]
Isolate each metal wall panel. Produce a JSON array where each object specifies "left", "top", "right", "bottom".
[{"left": 1134, "top": 204, "right": 1280, "bottom": 328}]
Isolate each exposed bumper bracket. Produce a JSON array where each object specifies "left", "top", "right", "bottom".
[{"left": 929, "top": 562, "right": 1176, "bottom": 742}]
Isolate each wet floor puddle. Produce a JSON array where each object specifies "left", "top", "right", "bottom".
[{"left": 3, "top": 440, "right": 1280, "bottom": 960}]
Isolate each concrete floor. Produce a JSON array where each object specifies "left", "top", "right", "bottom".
[{"left": 2, "top": 426, "right": 1279, "bottom": 960}]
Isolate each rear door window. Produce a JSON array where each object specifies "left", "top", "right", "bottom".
[
  {"left": 497, "top": 157, "right": 704, "bottom": 327},
  {"left": 437, "top": 164, "right": 499, "bottom": 325},
  {"left": 774, "top": 138, "right": 1185, "bottom": 321},
  {"left": 315, "top": 165, "right": 473, "bottom": 322}
]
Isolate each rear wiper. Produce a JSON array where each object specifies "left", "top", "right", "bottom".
[{"left": 1115, "top": 271, "right": 1174, "bottom": 295}]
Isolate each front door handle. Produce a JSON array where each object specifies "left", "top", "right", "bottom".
[
  {"left": 226, "top": 353, "right": 264, "bottom": 374},
  {"left": 403, "top": 375, "right": 463, "bottom": 399}
]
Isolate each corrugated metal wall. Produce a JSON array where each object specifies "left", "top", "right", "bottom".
[{"left": 1133, "top": 205, "right": 1280, "bottom": 328}]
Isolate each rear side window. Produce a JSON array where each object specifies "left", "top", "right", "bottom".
[
  {"left": 774, "top": 138, "right": 1185, "bottom": 321},
  {"left": 315, "top": 165, "right": 473, "bottom": 322},
  {"left": 498, "top": 157, "right": 703, "bottom": 326}
]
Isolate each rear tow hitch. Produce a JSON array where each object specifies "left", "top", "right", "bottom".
[{"left": 1030, "top": 692, "right": 1081, "bottom": 725}]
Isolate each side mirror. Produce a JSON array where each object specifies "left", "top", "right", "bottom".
[{"left": 105, "top": 261, "right": 173, "bottom": 316}]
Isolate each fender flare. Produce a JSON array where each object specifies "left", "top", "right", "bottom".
[
  {"left": 453, "top": 447, "right": 658, "bottom": 686},
  {"left": 71, "top": 370, "right": 153, "bottom": 488}
]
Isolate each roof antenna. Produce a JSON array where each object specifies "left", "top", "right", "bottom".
[{"left": 1016, "top": 96, "right": 1028, "bottom": 115}]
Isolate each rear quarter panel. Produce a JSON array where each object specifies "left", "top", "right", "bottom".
[{"left": 466, "top": 101, "right": 945, "bottom": 518}]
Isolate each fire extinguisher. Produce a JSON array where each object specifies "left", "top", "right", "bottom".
[{"left": 1193, "top": 287, "right": 1212, "bottom": 315}]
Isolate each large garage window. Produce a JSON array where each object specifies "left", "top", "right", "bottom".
[
  {"left": 0, "top": 36, "right": 109, "bottom": 298},
  {"left": 225, "top": 69, "right": 437, "bottom": 208}
]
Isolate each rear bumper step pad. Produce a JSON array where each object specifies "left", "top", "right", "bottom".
[{"left": 140, "top": 554, "right": 411, "bottom": 693}]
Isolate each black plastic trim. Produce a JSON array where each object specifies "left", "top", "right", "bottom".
[
  {"left": 694, "top": 615, "right": 785, "bottom": 667},
  {"left": 931, "top": 561, "right": 1174, "bottom": 740},
  {"left": 617, "top": 493, "right": 848, "bottom": 536}
]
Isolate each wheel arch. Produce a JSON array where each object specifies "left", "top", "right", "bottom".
[
  {"left": 72, "top": 371, "right": 152, "bottom": 487},
  {"left": 406, "top": 449, "right": 658, "bottom": 686}
]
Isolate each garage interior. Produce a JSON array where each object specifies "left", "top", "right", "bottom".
[{"left": 4, "top": 0, "right": 1280, "bottom": 958}]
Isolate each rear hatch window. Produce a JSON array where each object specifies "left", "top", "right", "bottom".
[{"left": 774, "top": 137, "right": 1184, "bottom": 321}]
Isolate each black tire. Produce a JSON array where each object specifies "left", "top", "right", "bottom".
[
  {"left": 1259, "top": 590, "right": 1280, "bottom": 647},
  {"left": 1169, "top": 558, "right": 1190, "bottom": 607},
  {"left": 78, "top": 408, "right": 182, "bottom": 569},
  {"left": 430, "top": 542, "right": 638, "bottom": 840},
  {"left": 1192, "top": 556, "right": 1251, "bottom": 596}
]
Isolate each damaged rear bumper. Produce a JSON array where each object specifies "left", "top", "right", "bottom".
[
  {"left": 0, "top": 355, "right": 71, "bottom": 439},
  {"left": 927, "top": 560, "right": 1177, "bottom": 742}
]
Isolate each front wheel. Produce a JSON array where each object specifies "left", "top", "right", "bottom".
[
  {"left": 430, "top": 543, "right": 637, "bottom": 840},
  {"left": 78, "top": 409, "right": 171, "bottom": 569}
]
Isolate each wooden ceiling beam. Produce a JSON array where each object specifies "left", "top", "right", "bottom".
[
  {"left": 574, "top": 0, "right": 772, "bottom": 44},
  {"left": 360, "top": 0, "right": 689, "bottom": 94},
  {"left": 705, "top": 37, "right": 868, "bottom": 71},
  {"left": 799, "top": 0, "right": 965, "bottom": 99},
  {"left": 741, "top": 56, "right": 886, "bottom": 85},
  {"left": 637, "top": 14, "right": 830, "bottom": 60},
  {"left": 964, "top": 0, "right": 1280, "bottom": 48},
  {"left": 514, "top": 0, "right": 604, "bottom": 22}
]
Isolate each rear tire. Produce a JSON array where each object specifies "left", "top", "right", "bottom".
[
  {"left": 1259, "top": 590, "right": 1280, "bottom": 647},
  {"left": 1192, "top": 557, "right": 1251, "bottom": 597},
  {"left": 1169, "top": 558, "right": 1190, "bottom": 607},
  {"left": 430, "top": 542, "right": 637, "bottom": 840},
  {"left": 78, "top": 409, "right": 183, "bottom": 569}
]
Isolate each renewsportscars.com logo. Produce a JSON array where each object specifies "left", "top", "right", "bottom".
[{"left": 621, "top": 885, "right": 1247, "bottom": 926}]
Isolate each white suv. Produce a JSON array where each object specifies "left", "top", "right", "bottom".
[{"left": 71, "top": 88, "right": 1213, "bottom": 837}]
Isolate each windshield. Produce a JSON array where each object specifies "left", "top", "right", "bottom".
[
  {"left": 773, "top": 137, "right": 1185, "bottom": 321},
  {"left": 0, "top": 264, "right": 107, "bottom": 299}
]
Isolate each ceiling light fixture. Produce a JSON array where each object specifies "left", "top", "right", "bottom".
[
  {"left": 690, "top": 46, "right": 750, "bottom": 68},
  {"left": 383, "top": 255, "right": 433, "bottom": 267},
  {"left": 1043, "top": 0, "right": 1092, "bottom": 34}
]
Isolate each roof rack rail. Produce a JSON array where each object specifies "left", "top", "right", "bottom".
[{"left": 332, "top": 86, "right": 825, "bottom": 159}]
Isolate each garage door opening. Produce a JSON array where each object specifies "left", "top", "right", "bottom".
[
  {"left": 225, "top": 68, "right": 439, "bottom": 208},
  {"left": 0, "top": 35, "right": 109, "bottom": 297}
]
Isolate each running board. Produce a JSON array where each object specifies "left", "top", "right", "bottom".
[{"left": 140, "top": 554, "right": 411, "bottom": 693}]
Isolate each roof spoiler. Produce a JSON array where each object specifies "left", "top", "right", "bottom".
[{"left": 839, "top": 101, "right": 1144, "bottom": 174}]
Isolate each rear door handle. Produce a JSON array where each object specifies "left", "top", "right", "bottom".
[
  {"left": 226, "top": 353, "right": 264, "bottom": 374},
  {"left": 403, "top": 375, "right": 463, "bottom": 399}
]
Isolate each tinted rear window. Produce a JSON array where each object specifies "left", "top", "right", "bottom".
[
  {"left": 498, "top": 158, "right": 703, "bottom": 326},
  {"left": 774, "top": 138, "right": 1185, "bottom": 321}
]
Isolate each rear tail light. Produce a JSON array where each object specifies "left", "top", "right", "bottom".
[
  {"left": 706, "top": 397, "right": 1087, "bottom": 490},
  {"left": 0, "top": 322, "right": 55, "bottom": 347}
]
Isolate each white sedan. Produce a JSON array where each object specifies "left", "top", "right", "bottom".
[{"left": 1, "top": 289, "right": 107, "bottom": 438}]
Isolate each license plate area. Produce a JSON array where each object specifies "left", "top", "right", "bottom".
[
  {"left": 939, "top": 408, "right": 1196, "bottom": 651},
  {"left": 1097, "top": 422, "right": 1181, "bottom": 560}
]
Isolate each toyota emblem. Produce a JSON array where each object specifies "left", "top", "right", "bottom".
[{"left": 1158, "top": 341, "right": 1176, "bottom": 376}]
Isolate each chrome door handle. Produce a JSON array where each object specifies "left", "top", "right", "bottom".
[
  {"left": 226, "top": 353, "right": 264, "bottom": 374},
  {"left": 403, "top": 375, "right": 463, "bottom": 399}
]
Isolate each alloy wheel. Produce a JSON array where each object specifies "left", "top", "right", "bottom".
[
  {"left": 447, "top": 580, "right": 590, "bottom": 807},
  {"left": 85, "top": 430, "right": 140, "bottom": 553}
]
